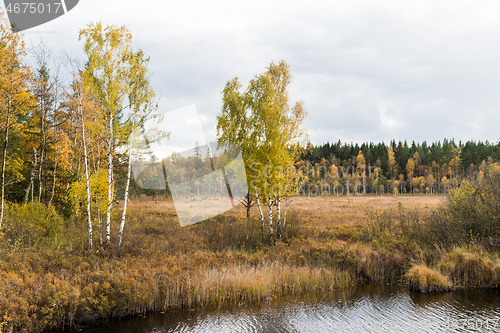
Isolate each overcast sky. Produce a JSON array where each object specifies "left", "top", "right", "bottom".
[{"left": 4, "top": 0, "right": 500, "bottom": 149}]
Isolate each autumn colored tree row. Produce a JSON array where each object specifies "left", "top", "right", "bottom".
[
  {"left": 298, "top": 139, "right": 500, "bottom": 195},
  {"left": 0, "top": 15, "right": 160, "bottom": 250}
]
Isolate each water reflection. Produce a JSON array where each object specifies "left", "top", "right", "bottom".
[{"left": 80, "top": 285, "right": 500, "bottom": 333}]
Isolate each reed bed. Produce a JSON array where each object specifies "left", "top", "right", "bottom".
[
  {"left": 163, "top": 262, "right": 354, "bottom": 308},
  {"left": 0, "top": 256, "right": 355, "bottom": 332}
]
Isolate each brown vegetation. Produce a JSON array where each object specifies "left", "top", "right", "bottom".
[
  {"left": 437, "top": 247, "right": 500, "bottom": 287},
  {"left": 1, "top": 190, "right": 500, "bottom": 332},
  {"left": 408, "top": 264, "right": 452, "bottom": 293}
]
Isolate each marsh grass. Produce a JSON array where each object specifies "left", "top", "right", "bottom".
[
  {"left": 163, "top": 262, "right": 355, "bottom": 309},
  {"left": 437, "top": 247, "right": 500, "bottom": 287},
  {"left": 407, "top": 264, "right": 453, "bottom": 293},
  {"left": 0, "top": 199, "right": 454, "bottom": 332}
]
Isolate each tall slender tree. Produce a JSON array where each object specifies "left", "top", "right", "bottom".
[
  {"left": 79, "top": 22, "right": 133, "bottom": 249},
  {"left": 118, "top": 49, "right": 164, "bottom": 250}
]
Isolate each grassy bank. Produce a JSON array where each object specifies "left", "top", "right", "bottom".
[
  {"left": 1, "top": 202, "right": 362, "bottom": 332},
  {"left": 1, "top": 189, "right": 500, "bottom": 332}
]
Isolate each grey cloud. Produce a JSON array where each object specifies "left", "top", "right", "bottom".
[{"left": 25, "top": 0, "right": 500, "bottom": 146}]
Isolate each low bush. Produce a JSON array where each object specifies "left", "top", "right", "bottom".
[
  {"left": 444, "top": 165, "right": 500, "bottom": 243},
  {"left": 1, "top": 202, "right": 65, "bottom": 249}
]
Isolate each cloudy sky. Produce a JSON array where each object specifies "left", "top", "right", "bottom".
[{"left": 4, "top": 0, "right": 500, "bottom": 149}]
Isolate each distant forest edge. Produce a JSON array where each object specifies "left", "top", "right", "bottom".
[
  {"left": 126, "top": 138, "right": 500, "bottom": 200},
  {"left": 296, "top": 138, "right": 500, "bottom": 195}
]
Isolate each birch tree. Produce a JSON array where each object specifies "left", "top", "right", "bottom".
[
  {"left": 79, "top": 22, "right": 133, "bottom": 249},
  {"left": 61, "top": 53, "right": 103, "bottom": 249},
  {"left": 118, "top": 49, "right": 164, "bottom": 250},
  {"left": 388, "top": 145, "right": 396, "bottom": 180},
  {"left": 217, "top": 60, "right": 307, "bottom": 239},
  {"left": 217, "top": 78, "right": 256, "bottom": 219},
  {"left": 76, "top": 75, "right": 93, "bottom": 249}
]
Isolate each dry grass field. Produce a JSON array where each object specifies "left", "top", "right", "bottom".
[
  {"left": 125, "top": 194, "right": 445, "bottom": 227},
  {"left": 287, "top": 194, "right": 444, "bottom": 227}
]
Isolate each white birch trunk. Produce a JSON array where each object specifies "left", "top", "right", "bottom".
[
  {"left": 268, "top": 196, "right": 273, "bottom": 237},
  {"left": 118, "top": 148, "right": 132, "bottom": 249},
  {"left": 24, "top": 148, "right": 37, "bottom": 205},
  {"left": 80, "top": 101, "right": 93, "bottom": 249},
  {"left": 38, "top": 148, "right": 44, "bottom": 202},
  {"left": 48, "top": 157, "right": 57, "bottom": 207},
  {"left": 255, "top": 185, "right": 264, "bottom": 234},
  {"left": 38, "top": 107, "right": 46, "bottom": 202},
  {"left": 277, "top": 195, "right": 281, "bottom": 238},
  {"left": 105, "top": 112, "right": 114, "bottom": 248}
]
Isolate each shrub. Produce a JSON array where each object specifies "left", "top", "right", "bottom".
[
  {"left": 1, "top": 202, "right": 64, "bottom": 248},
  {"left": 445, "top": 166, "right": 500, "bottom": 242}
]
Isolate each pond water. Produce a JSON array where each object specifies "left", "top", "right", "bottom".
[{"left": 80, "top": 285, "right": 500, "bottom": 332}]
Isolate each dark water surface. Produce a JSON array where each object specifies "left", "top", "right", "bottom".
[{"left": 79, "top": 285, "right": 500, "bottom": 332}]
